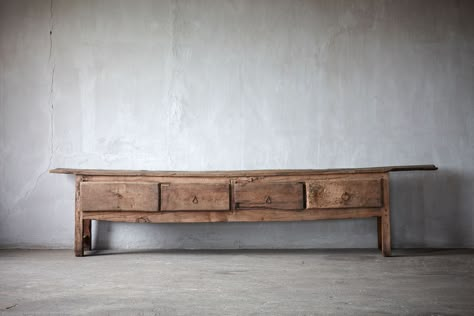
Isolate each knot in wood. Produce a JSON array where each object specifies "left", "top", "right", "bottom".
[{"left": 136, "top": 217, "right": 150, "bottom": 223}]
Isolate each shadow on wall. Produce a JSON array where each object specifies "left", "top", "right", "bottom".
[
  {"left": 92, "top": 218, "right": 379, "bottom": 250},
  {"left": 91, "top": 167, "right": 472, "bottom": 250},
  {"left": 391, "top": 167, "right": 472, "bottom": 248}
]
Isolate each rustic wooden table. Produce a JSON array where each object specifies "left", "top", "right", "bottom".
[{"left": 50, "top": 165, "right": 437, "bottom": 257}]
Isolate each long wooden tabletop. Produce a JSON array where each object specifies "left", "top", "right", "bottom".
[{"left": 49, "top": 164, "right": 437, "bottom": 177}]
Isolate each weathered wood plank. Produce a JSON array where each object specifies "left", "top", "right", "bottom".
[
  {"left": 161, "top": 183, "right": 230, "bottom": 211},
  {"left": 381, "top": 175, "right": 391, "bottom": 257},
  {"left": 80, "top": 172, "right": 385, "bottom": 184},
  {"left": 307, "top": 179, "right": 382, "bottom": 209},
  {"left": 83, "top": 208, "right": 382, "bottom": 223},
  {"left": 230, "top": 179, "right": 236, "bottom": 211},
  {"left": 234, "top": 182, "right": 304, "bottom": 210},
  {"left": 74, "top": 175, "right": 83, "bottom": 257},
  {"left": 49, "top": 164, "right": 438, "bottom": 177},
  {"left": 83, "top": 219, "right": 91, "bottom": 251},
  {"left": 377, "top": 217, "right": 382, "bottom": 250},
  {"left": 80, "top": 182, "right": 159, "bottom": 212}
]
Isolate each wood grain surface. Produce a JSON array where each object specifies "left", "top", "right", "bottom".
[
  {"left": 307, "top": 179, "right": 382, "bottom": 209},
  {"left": 80, "top": 182, "right": 159, "bottom": 211},
  {"left": 161, "top": 183, "right": 230, "bottom": 211},
  {"left": 234, "top": 182, "right": 304, "bottom": 210},
  {"left": 50, "top": 164, "right": 437, "bottom": 177}
]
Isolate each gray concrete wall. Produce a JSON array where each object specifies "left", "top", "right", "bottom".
[{"left": 1, "top": 0, "right": 473, "bottom": 249}]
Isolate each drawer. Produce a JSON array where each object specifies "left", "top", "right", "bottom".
[
  {"left": 234, "top": 182, "right": 304, "bottom": 210},
  {"left": 161, "top": 183, "right": 230, "bottom": 211},
  {"left": 307, "top": 179, "right": 382, "bottom": 209},
  {"left": 80, "top": 182, "right": 159, "bottom": 211}
]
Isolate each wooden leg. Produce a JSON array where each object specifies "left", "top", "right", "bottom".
[
  {"left": 377, "top": 217, "right": 382, "bottom": 250},
  {"left": 83, "top": 219, "right": 92, "bottom": 251},
  {"left": 381, "top": 175, "right": 391, "bottom": 257},
  {"left": 74, "top": 176, "right": 84, "bottom": 257},
  {"left": 381, "top": 209, "right": 391, "bottom": 256},
  {"left": 74, "top": 216, "right": 84, "bottom": 257}
]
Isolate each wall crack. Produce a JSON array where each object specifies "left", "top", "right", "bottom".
[{"left": 13, "top": 0, "right": 56, "bottom": 207}]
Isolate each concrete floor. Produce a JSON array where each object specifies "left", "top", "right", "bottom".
[{"left": 0, "top": 249, "right": 473, "bottom": 315}]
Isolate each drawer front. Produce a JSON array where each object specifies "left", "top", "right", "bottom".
[
  {"left": 80, "top": 182, "right": 159, "bottom": 211},
  {"left": 234, "top": 182, "right": 304, "bottom": 210},
  {"left": 307, "top": 179, "right": 382, "bottom": 209},
  {"left": 161, "top": 183, "right": 230, "bottom": 211}
]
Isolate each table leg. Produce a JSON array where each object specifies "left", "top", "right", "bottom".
[
  {"left": 83, "top": 219, "right": 92, "bottom": 251},
  {"left": 381, "top": 175, "right": 391, "bottom": 257},
  {"left": 74, "top": 176, "right": 84, "bottom": 257},
  {"left": 377, "top": 217, "right": 382, "bottom": 250}
]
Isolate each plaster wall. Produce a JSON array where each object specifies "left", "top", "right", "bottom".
[{"left": 1, "top": 0, "right": 473, "bottom": 249}]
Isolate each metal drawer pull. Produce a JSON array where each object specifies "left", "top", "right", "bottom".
[{"left": 341, "top": 192, "right": 351, "bottom": 201}]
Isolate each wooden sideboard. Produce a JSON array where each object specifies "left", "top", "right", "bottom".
[{"left": 50, "top": 165, "right": 437, "bottom": 257}]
